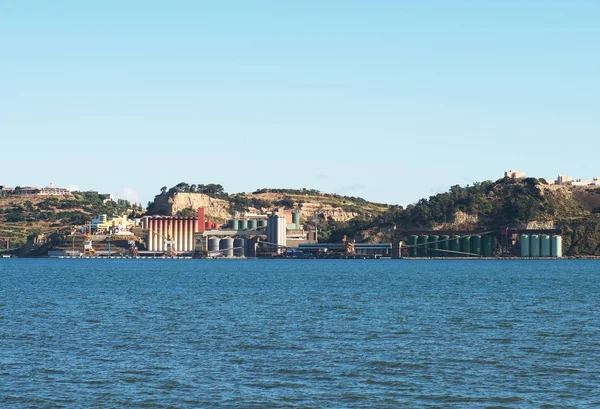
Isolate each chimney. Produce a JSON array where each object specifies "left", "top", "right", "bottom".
[{"left": 197, "top": 208, "right": 205, "bottom": 233}]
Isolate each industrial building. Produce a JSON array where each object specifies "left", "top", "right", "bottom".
[
  {"left": 298, "top": 243, "right": 392, "bottom": 257},
  {"left": 144, "top": 208, "right": 216, "bottom": 253},
  {"left": 400, "top": 230, "right": 563, "bottom": 258},
  {"left": 520, "top": 234, "right": 562, "bottom": 257},
  {"left": 142, "top": 207, "right": 316, "bottom": 256},
  {"left": 88, "top": 214, "right": 135, "bottom": 234}
]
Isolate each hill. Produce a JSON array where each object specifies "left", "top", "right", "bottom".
[
  {"left": 324, "top": 177, "right": 600, "bottom": 256},
  {"left": 0, "top": 192, "right": 138, "bottom": 249},
  {"left": 145, "top": 184, "right": 391, "bottom": 235},
  {"left": 4, "top": 179, "right": 600, "bottom": 256}
]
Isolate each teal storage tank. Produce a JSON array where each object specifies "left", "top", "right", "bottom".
[
  {"left": 230, "top": 219, "right": 239, "bottom": 231},
  {"left": 239, "top": 219, "right": 248, "bottom": 230},
  {"left": 520, "top": 234, "right": 530, "bottom": 257},
  {"left": 409, "top": 235, "right": 418, "bottom": 257},
  {"left": 428, "top": 235, "right": 439, "bottom": 257},
  {"left": 530, "top": 234, "right": 540, "bottom": 257},
  {"left": 483, "top": 235, "right": 493, "bottom": 257},
  {"left": 460, "top": 236, "right": 471, "bottom": 256},
  {"left": 292, "top": 211, "right": 300, "bottom": 228},
  {"left": 450, "top": 235, "right": 460, "bottom": 257},
  {"left": 257, "top": 219, "right": 267, "bottom": 227},
  {"left": 439, "top": 235, "right": 450, "bottom": 257},
  {"left": 247, "top": 219, "right": 257, "bottom": 230},
  {"left": 418, "top": 235, "right": 428, "bottom": 257},
  {"left": 551, "top": 235, "right": 563, "bottom": 257},
  {"left": 540, "top": 235, "right": 551, "bottom": 257},
  {"left": 471, "top": 235, "right": 482, "bottom": 256}
]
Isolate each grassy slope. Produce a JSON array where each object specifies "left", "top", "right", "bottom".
[{"left": 0, "top": 194, "right": 133, "bottom": 248}]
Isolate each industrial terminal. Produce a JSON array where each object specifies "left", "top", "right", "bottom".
[
  {"left": 42, "top": 206, "right": 564, "bottom": 259},
  {"left": 132, "top": 208, "right": 566, "bottom": 259},
  {"left": 142, "top": 208, "right": 317, "bottom": 258}
]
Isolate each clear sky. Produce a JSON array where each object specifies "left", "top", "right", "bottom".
[{"left": 1, "top": 1, "right": 598, "bottom": 206}]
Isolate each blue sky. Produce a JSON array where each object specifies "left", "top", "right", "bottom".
[{"left": 1, "top": 1, "right": 598, "bottom": 205}]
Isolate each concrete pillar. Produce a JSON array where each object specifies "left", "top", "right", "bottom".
[
  {"left": 152, "top": 218, "right": 158, "bottom": 251},
  {"left": 147, "top": 218, "right": 154, "bottom": 251},
  {"left": 188, "top": 219, "right": 194, "bottom": 251},
  {"left": 157, "top": 218, "right": 163, "bottom": 251},
  {"left": 173, "top": 217, "right": 179, "bottom": 251},
  {"left": 167, "top": 218, "right": 173, "bottom": 241},
  {"left": 182, "top": 219, "right": 188, "bottom": 251},
  {"left": 178, "top": 218, "right": 184, "bottom": 252}
]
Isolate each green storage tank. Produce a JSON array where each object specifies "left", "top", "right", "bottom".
[
  {"left": 530, "top": 234, "right": 540, "bottom": 257},
  {"left": 418, "top": 235, "right": 428, "bottom": 257},
  {"left": 428, "top": 235, "right": 439, "bottom": 257},
  {"left": 439, "top": 235, "right": 450, "bottom": 257},
  {"left": 409, "top": 235, "right": 418, "bottom": 257},
  {"left": 460, "top": 236, "right": 471, "bottom": 256},
  {"left": 483, "top": 235, "right": 494, "bottom": 257},
  {"left": 471, "top": 235, "right": 482, "bottom": 256},
  {"left": 520, "top": 234, "right": 530, "bottom": 257},
  {"left": 450, "top": 235, "right": 460, "bottom": 257},
  {"left": 540, "top": 235, "right": 551, "bottom": 257},
  {"left": 551, "top": 235, "right": 562, "bottom": 257}
]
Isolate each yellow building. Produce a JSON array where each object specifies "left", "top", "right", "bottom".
[{"left": 89, "top": 214, "right": 134, "bottom": 234}]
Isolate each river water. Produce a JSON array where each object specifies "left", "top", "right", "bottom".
[{"left": 1, "top": 259, "right": 599, "bottom": 408}]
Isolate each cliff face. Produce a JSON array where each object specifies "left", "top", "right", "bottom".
[
  {"left": 148, "top": 191, "right": 387, "bottom": 224},
  {"left": 297, "top": 202, "right": 358, "bottom": 223},
  {"left": 151, "top": 193, "right": 232, "bottom": 221}
]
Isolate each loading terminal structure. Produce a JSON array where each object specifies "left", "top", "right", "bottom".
[
  {"left": 142, "top": 208, "right": 316, "bottom": 257},
  {"left": 396, "top": 228, "right": 563, "bottom": 258}
]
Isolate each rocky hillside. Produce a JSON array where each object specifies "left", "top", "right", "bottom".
[
  {"left": 146, "top": 185, "right": 390, "bottom": 225},
  {"left": 331, "top": 177, "right": 600, "bottom": 255}
]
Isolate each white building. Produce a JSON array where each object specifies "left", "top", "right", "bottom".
[{"left": 504, "top": 170, "right": 525, "bottom": 179}]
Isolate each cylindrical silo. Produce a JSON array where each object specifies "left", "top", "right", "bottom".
[
  {"left": 157, "top": 218, "right": 164, "bottom": 251},
  {"left": 147, "top": 218, "right": 155, "bottom": 251},
  {"left": 439, "top": 235, "right": 450, "bottom": 257},
  {"left": 208, "top": 237, "right": 220, "bottom": 252},
  {"left": 450, "top": 235, "right": 460, "bottom": 257},
  {"left": 428, "top": 235, "right": 439, "bottom": 257},
  {"left": 220, "top": 236, "right": 234, "bottom": 257},
  {"left": 530, "top": 234, "right": 540, "bottom": 257},
  {"left": 239, "top": 219, "right": 248, "bottom": 230},
  {"left": 257, "top": 219, "right": 267, "bottom": 227},
  {"left": 483, "top": 235, "right": 493, "bottom": 257},
  {"left": 418, "top": 235, "right": 428, "bottom": 257},
  {"left": 520, "top": 234, "right": 530, "bottom": 257},
  {"left": 292, "top": 211, "right": 300, "bottom": 228},
  {"left": 247, "top": 219, "right": 257, "bottom": 230},
  {"left": 471, "top": 235, "right": 482, "bottom": 256},
  {"left": 461, "top": 236, "right": 471, "bottom": 256},
  {"left": 409, "top": 235, "right": 418, "bottom": 257},
  {"left": 234, "top": 238, "right": 246, "bottom": 257},
  {"left": 172, "top": 218, "right": 179, "bottom": 251},
  {"left": 540, "top": 235, "right": 551, "bottom": 257},
  {"left": 551, "top": 235, "right": 562, "bottom": 257},
  {"left": 230, "top": 219, "right": 239, "bottom": 230},
  {"left": 177, "top": 219, "right": 183, "bottom": 250}
]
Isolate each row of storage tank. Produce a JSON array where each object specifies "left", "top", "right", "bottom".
[
  {"left": 228, "top": 219, "right": 267, "bottom": 230},
  {"left": 408, "top": 235, "right": 495, "bottom": 257},
  {"left": 208, "top": 237, "right": 247, "bottom": 257},
  {"left": 520, "top": 234, "right": 562, "bottom": 257}
]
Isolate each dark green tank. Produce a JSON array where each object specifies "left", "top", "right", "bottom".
[
  {"left": 428, "top": 235, "right": 439, "bottom": 257},
  {"left": 409, "top": 235, "right": 418, "bottom": 257}
]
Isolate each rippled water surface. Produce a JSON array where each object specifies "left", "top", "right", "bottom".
[{"left": 1, "top": 259, "right": 600, "bottom": 408}]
